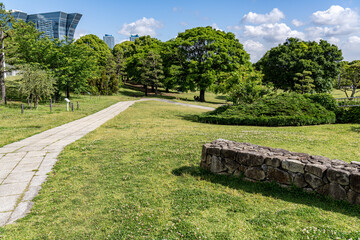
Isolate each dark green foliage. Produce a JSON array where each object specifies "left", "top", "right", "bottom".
[
  {"left": 173, "top": 26, "right": 251, "bottom": 102},
  {"left": 197, "top": 93, "right": 336, "bottom": 126},
  {"left": 304, "top": 93, "right": 338, "bottom": 112},
  {"left": 335, "top": 107, "right": 360, "bottom": 124},
  {"left": 256, "top": 38, "right": 343, "bottom": 93}
]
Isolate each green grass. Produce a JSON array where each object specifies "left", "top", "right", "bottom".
[
  {"left": 332, "top": 89, "right": 359, "bottom": 98},
  {"left": 0, "top": 88, "right": 140, "bottom": 147},
  {"left": 1, "top": 101, "right": 360, "bottom": 239}
]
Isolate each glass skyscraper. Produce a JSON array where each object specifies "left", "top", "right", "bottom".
[
  {"left": 11, "top": 10, "right": 82, "bottom": 41},
  {"left": 103, "top": 34, "right": 115, "bottom": 49}
]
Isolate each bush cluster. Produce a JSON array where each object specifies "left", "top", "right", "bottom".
[{"left": 197, "top": 93, "right": 336, "bottom": 126}]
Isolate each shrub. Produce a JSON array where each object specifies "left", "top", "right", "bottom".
[
  {"left": 197, "top": 93, "right": 336, "bottom": 126},
  {"left": 336, "top": 107, "right": 360, "bottom": 124},
  {"left": 304, "top": 93, "right": 338, "bottom": 112}
]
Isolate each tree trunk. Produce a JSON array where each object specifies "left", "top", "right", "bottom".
[
  {"left": 35, "top": 96, "right": 39, "bottom": 109},
  {"left": 144, "top": 84, "right": 148, "bottom": 96},
  {"left": 0, "top": 31, "right": 5, "bottom": 103},
  {"left": 199, "top": 89, "right": 205, "bottom": 102},
  {"left": 166, "top": 87, "right": 169, "bottom": 93},
  {"left": 66, "top": 85, "right": 70, "bottom": 98},
  {"left": 155, "top": 84, "right": 158, "bottom": 96},
  {"left": 151, "top": 84, "right": 155, "bottom": 92},
  {"left": 351, "top": 86, "right": 356, "bottom": 98}
]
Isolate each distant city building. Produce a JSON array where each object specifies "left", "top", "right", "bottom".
[
  {"left": 103, "top": 34, "right": 115, "bottom": 49},
  {"left": 130, "top": 34, "right": 139, "bottom": 42},
  {"left": 11, "top": 10, "right": 82, "bottom": 41}
]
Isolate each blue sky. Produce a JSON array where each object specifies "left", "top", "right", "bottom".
[{"left": 3, "top": 0, "right": 360, "bottom": 62}]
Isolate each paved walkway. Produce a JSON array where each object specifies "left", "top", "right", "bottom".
[{"left": 0, "top": 99, "right": 214, "bottom": 226}]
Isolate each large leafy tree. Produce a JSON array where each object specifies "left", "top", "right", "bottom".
[
  {"left": 113, "top": 41, "right": 134, "bottom": 82},
  {"left": 0, "top": 3, "right": 13, "bottom": 102},
  {"left": 75, "top": 34, "right": 117, "bottom": 94},
  {"left": 338, "top": 60, "right": 360, "bottom": 98},
  {"left": 50, "top": 41, "right": 97, "bottom": 98},
  {"left": 126, "top": 36, "right": 163, "bottom": 93},
  {"left": 173, "top": 26, "right": 251, "bottom": 102},
  {"left": 256, "top": 38, "right": 343, "bottom": 93},
  {"left": 137, "top": 51, "right": 164, "bottom": 96}
]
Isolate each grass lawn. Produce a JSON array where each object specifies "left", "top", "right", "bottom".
[
  {"left": 122, "top": 83, "right": 228, "bottom": 108},
  {"left": 0, "top": 88, "right": 140, "bottom": 147},
  {"left": 1, "top": 101, "right": 360, "bottom": 239},
  {"left": 332, "top": 89, "right": 360, "bottom": 98}
]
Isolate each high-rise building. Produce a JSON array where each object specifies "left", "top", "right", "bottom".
[
  {"left": 103, "top": 34, "right": 115, "bottom": 49},
  {"left": 11, "top": 10, "right": 82, "bottom": 41},
  {"left": 130, "top": 34, "right": 139, "bottom": 42}
]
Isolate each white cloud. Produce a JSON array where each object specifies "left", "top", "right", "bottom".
[
  {"left": 242, "top": 8, "right": 285, "bottom": 24},
  {"left": 118, "top": 17, "right": 164, "bottom": 37},
  {"left": 349, "top": 36, "right": 360, "bottom": 44},
  {"left": 242, "top": 40, "right": 266, "bottom": 62},
  {"left": 243, "top": 40, "right": 264, "bottom": 51},
  {"left": 211, "top": 23, "right": 222, "bottom": 31},
  {"left": 244, "top": 23, "right": 305, "bottom": 42},
  {"left": 312, "top": 5, "right": 358, "bottom": 26},
  {"left": 328, "top": 37, "right": 340, "bottom": 45},
  {"left": 292, "top": 19, "right": 304, "bottom": 27},
  {"left": 306, "top": 25, "right": 358, "bottom": 38}
]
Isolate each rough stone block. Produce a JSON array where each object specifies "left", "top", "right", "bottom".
[
  {"left": 236, "top": 151, "right": 251, "bottom": 165},
  {"left": 265, "top": 156, "right": 282, "bottom": 168},
  {"left": 305, "top": 173, "right": 324, "bottom": 189},
  {"left": 207, "top": 147, "right": 221, "bottom": 156},
  {"left": 245, "top": 167, "right": 265, "bottom": 181},
  {"left": 348, "top": 189, "right": 360, "bottom": 205},
  {"left": 248, "top": 152, "right": 265, "bottom": 166},
  {"left": 305, "top": 164, "right": 327, "bottom": 178},
  {"left": 209, "top": 155, "right": 227, "bottom": 173},
  {"left": 267, "top": 167, "right": 292, "bottom": 185},
  {"left": 293, "top": 173, "right": 307, "bottom": 188},
  {"left": 221, "top": 149, "right": 237, "bottom": 160},
  {"left": 350, "top": 173, "right": 360, "bottom": 193},
  {"left": 326, "top": 168, "right": 349, "bottom": 186},
  {"left": 318, "top": 183, "right": 347, "bottom": 201},
  {"left": 224, "top": 158, "right": 240, "bottom": 173},
  {"left": 282, "top": 159, "right": 305, "bottom": 173}
]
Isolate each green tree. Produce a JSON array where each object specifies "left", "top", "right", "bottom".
[
  {"left": 113, "top": 41, "right": 134, "bottom": 83},
  {"left": 173, "top": 26, "right": 251, "bottom": 102},
  {"left": 19, "top": 64, "right": 56, "bottom": 108},
  {"left": 294, "top": 70, "right": 315, "bottom": 94},
  {"left": 126, "top": 36, "right": 163, "bottom": 93},
  {"left": 338, "top": 61, "right": 360, "bottom": 98},
  {"left": 137, "top": 51, "right": 164, "bottom": 96},
  {"left": 7, "top": 20, "right": 53, "bottom": 68},
  {"left": 256, "top": 38, "right": 343, "bottom": 93},
  {"left": 50, "top": 41, "right": 97, "bottom": 98},
  {"left": 0, "top": 3, "right": 13, "bottom": 102},
  {"left": 75, "top": 34, "right": 115, "bottom": 94},
  {"left": 216, "top": 66, "right": 268, "bottom": 104}
]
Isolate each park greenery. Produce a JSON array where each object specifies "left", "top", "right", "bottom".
[
  {"left": 1, "top": 101, "right": 360, "bottom": 239},
  {"left": 0, "top": 3, "right": 360, "bottom": 238}
]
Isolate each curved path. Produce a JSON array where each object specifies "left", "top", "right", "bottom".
[{"left": 0, "top": 99, "right": 214, "bottom": 226}]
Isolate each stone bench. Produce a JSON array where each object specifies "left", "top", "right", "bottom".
[{"left": 200, "top": 139, "right": 360, "bottom": 204}]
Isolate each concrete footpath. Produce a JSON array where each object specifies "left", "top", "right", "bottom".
[{"left": 0, "top": 99, "right": 214, "bottom": 226}]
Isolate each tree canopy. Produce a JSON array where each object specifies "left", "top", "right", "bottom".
[
  {"left": 255, "top": 38, "right": 343, "bottom": 93},
  {"left": 172, "top": 26, "right": 251, "bottom": 102},
  {"left": 338, "top": 60, "right": 360, "bottom": 98}
]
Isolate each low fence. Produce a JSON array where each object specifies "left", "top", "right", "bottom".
[{"left": 335, "top": 96, "right": 360, "bottom": 107}]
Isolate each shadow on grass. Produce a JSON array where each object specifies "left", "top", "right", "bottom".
[
  {"left": 351, "top": 126, "right": 360, "bottom": 133},
  {"left": 172, "top": 166, "right": 360, "bottom": 218}
]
